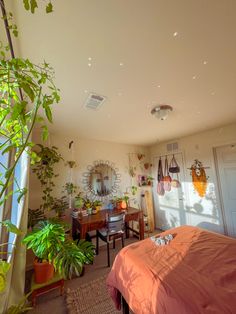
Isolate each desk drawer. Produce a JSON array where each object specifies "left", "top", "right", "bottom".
[{"left": 88, "top": 221, "right": 105, "bottom": 231}]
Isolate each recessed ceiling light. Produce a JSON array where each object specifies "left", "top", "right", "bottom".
[
  {"left": 192, "top": 75, "right": 197, "bottom": 80},
  {"left": 84, "top": 89, "right": 88, "bottom": 93},
  {"left": 157, "top": 85, "right": 161, "bottom": 88},
  {"left": 88, "top": 63, "right": 92, "bottom": 67},
  {"left": 203, "top": 60, "right": 208, "bottom": 65},
  {"left": 119, "top": 62, "right": 124, "bottom": 66},
  {"left": 88, "top": 57, "right": 92, "bottom": 61},
  {"left": 173, "top": 32, "right": 178, "bottom": 37}
]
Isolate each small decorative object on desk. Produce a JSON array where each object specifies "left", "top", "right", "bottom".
[
  {"left": 71, "top": 209, "right": 79, "bottom": 218},
  {"left": 150, "top": 234, "right": 174, "bottom": 246}
]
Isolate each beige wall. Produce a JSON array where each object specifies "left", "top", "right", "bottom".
[
  {"left": 150, "top": 123, "right": 236, "bottom": 234},
  {"left": 29, "top": 131, "right": 150, "bottom": 212}
]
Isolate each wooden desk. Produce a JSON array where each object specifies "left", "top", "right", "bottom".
[{"left": 72, "top": 207, "right": 144, "bottom": 240}]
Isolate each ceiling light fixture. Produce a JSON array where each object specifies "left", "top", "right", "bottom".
[{"left": 151, "top": 104, "right": 173, "bottom": 121}]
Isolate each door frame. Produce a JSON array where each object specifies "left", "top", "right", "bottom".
[{"left": 213, "top": 142, "right": 236, "bottom": 236}]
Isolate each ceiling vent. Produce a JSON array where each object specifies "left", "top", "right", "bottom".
[
  {"left": 84, "top": 93, "right": 106, "bottom": 110},
  {"left": 167, "top": 142, "right": 179, "bottom": 152}
]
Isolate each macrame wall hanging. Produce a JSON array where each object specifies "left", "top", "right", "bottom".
[{"left": 189, "top": 159, "right": 209, "bottom": 197}]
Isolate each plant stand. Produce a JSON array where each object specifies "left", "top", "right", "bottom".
[{"left": 31, "top": 272, "right": 64, "bottom": 307}]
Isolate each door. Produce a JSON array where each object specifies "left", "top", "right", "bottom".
[
  {"left": 153, "top": 152, "right": 186, "bottom": 230},
  {"left": 215, "top": 144, "right": 236, "bottom": 237}
]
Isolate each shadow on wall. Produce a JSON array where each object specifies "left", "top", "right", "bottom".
[{"left": 155, "top": 181, "right": 223, "bottom": 234}]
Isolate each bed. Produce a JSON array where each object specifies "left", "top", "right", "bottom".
[{"left": 106, "top": 225, "right": 236, "bottom": 314}]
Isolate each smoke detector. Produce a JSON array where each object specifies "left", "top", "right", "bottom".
[
  {"left": 151, "top": 104, "right": 173, "bottom": 120},
  {"left": 84, "top": 93, "right": 106, "bottom": 110}
]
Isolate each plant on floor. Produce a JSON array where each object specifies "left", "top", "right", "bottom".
[
  {"left": 6, "top": 292, "right": 32, "bottom": 314},
  {"left": 32, "top": 145, "right": 63, "bottom": 212},
  {"left": 22, "top": 220, "right": 95, "bottom": 281}
]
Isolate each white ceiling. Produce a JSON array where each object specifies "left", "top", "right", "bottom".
[{"left": 10, "top": 0, "right": 236, "bottom": 146}]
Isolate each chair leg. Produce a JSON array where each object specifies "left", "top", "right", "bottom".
[
  {"left": 96, "top": 232, "right": 99, "bottom": 255},
  {"left": 107, "top": 242, "right": 110, "bottom": 267},
  {"left": 113, "top": 238, "right": 115, "bottom": 249},
  {"left": 121, "top": 235, "right": 124, "bottom": 248}
]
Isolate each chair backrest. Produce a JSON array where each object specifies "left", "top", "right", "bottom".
[{"left": 106, "top": 212, "right": 125, "bottom": 235}]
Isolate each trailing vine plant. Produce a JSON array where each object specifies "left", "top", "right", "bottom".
[{"left": 32, "top": 145, "right": 62, "bottom": 212}]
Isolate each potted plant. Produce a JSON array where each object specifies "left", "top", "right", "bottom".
[
  {"left": 93, "top": 200, "right": 102, "bottom": 214},
  {"left": 22, "top": 220, "right": 95, "bottom": 283},
  {"left": 84, "top": 198, "right": 92, "bottom": 215},
  {"left": 74, "top": 193, "right": 84, "bottom": 210},
  {"left": 147, "top": 176, "right": 154, "bottom": 186},
  {"left": 51, "top": 196, "right": 68, "bottom": 218}
]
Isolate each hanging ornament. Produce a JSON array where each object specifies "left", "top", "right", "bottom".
[{"left": 190, "top": 160, "right": 209, "bottom": 197}]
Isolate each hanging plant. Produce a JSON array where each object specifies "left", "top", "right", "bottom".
[
  {"left": 32, "top": 145, "right": 63, "bottom": 211},
  {"left": 190, "top": 160, "right": 208, "bottom": 197},
  {"left": 66, "top": 160, "right": 77, "bottom": 168}
]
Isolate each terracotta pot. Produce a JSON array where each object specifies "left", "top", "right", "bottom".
[
  {"left": 121, "top": 200, "right": 127, "bottom": 209},
  {"left": 116, "top": 201, "right": 122, "bottom": 210},
  {"left": 34, "top": 259, "right": 54, "bottom": 284}
]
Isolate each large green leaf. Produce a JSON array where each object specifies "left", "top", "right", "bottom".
[{"left": 1, "top": 220, "right": 22, "bottom": 235}]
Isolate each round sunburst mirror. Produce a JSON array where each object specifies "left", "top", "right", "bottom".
[{"left": 82, "top": 160, "right": 121, "bottom": 200}]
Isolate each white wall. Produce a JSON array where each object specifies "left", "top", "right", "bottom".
[
  {"left": 150, "top": 123, "right": 236, "bottom": 234},
  {"left": 29, "top": 131, "right": 149, "bottom": 212}
]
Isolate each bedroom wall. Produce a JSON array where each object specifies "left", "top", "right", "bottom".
[
  {"left": 149, "top": 122, "right": 236, "bottom": 234},
  {"left": 28, "top": 130, "right": 150, "bottom": 213}
]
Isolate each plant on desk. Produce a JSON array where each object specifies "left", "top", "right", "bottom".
[
  {"left": 93, "top": 200, "right": 103, "bottom": 214},
  {"left": 23, "top": 220, "right": 95, "bottom": 283},
  {"left": 84, "top": 198, "right": 93, "bottom": 215},
  {"left": 74, "top": 193, "right": 84, "bottom": 210}
]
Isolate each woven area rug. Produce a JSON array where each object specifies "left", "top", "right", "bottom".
[{"left": 66, "top": 274, "right": 120, "bottom": 314}]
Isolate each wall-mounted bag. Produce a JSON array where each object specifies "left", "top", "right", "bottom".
[
  {"left": 163, "top": 156, "right": 172, "bottom": 191},
  {"left": 157, "top": 158, "right": 165, "bottom": 196},
  {"left": 169, "top": 155, "right": 180, "bottom": 173}
]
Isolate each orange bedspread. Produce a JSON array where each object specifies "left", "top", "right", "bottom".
[{"left": 106, "top": 226, "right": 236, "bottom": 314}]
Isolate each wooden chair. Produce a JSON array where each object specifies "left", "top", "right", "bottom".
[{"left": 96, "top": 212, "right": 125, "bottom": 267}]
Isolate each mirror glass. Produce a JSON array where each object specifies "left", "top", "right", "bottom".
[
  {"left": 83, "top": 160, "right": 121, "bottom": 199},
  {"left": 89, "top": 164, "right": 116, "bottom": 196}
]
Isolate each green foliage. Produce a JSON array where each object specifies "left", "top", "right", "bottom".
[
  {"left": 22, "top": 220, "right": 65, "bottom": 261},
  {"left": 23, "top": 220, "right": 95, "bottom": 279},
  {"left": 63, "top": 182, "right": 77, "bottom": 196},
  {"left": 93, "top": 200, "right": 102, "bottom": 207},
  {"left": 51, "top": 195, "right": 68, "bottom": 217},
  {"left": 131, "top": 185, "right": 138, "bottom": 195},
  {"left": 6, "top": 292, "right": 32, "bottom": 314},
  {"left": 0, "top": 220, "right": 22, "bottom": 235},
  {"left": 53, "top": 239, "right": 94, "bottom": 279},
  {"left": 0, "top": 261, "right": 10, "bottom": 293},
  {"left": 23, "top": 0, "right": 54, "bottom": 14},
  {"left": 0, "top": 58, "right": 60, "bottom": 205},
  {"left": 32, "top": 145, "right": 62, "bottom": 211},
  {"left": 74, "top": 193, "right": 84, "bottom": 209}
]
